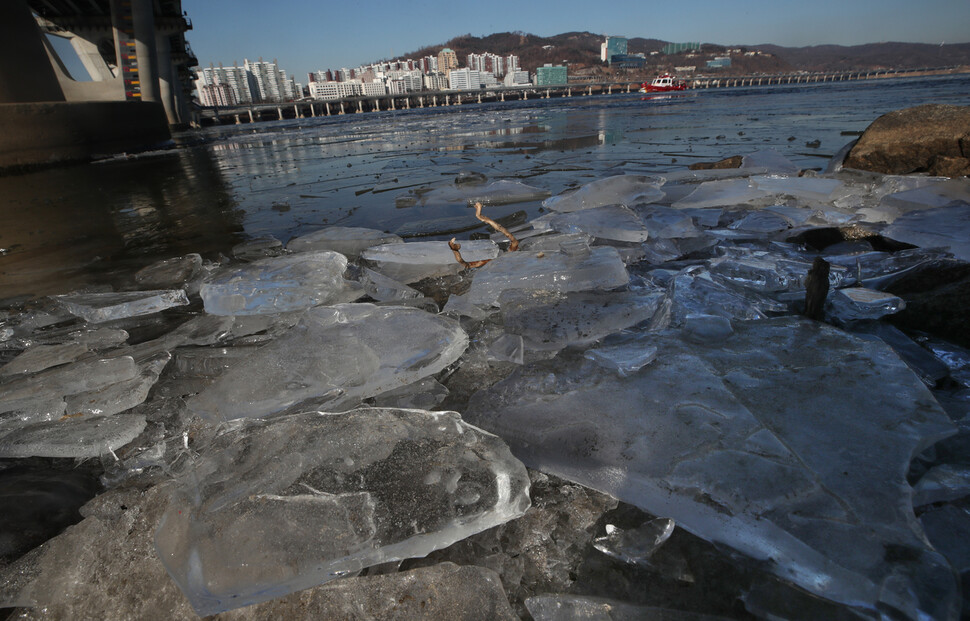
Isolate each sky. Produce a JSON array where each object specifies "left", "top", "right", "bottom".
[{"left": 183, "top": 0, "right": 970, "bottom": 82}]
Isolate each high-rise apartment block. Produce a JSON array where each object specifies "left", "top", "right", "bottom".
[
  {"left": 195, "top": 58, "right": 298, "bottom": 104},
  {"left": 601, "top": 36, "right": 628, "bottom": 65},
  {"left": 448, "top": 68, "right": 481, "bottom": 90},
  {"left": 198, "top": 82, "right": 236, "bottom": 107},
  {"left": 196, "top": 63, "right": 258, "bottom": 104},
  {"left": 437, "top": 48, "right": 459, "bottom": 75}
]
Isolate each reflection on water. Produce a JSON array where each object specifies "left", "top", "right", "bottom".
[
  {"left": 0, "top": 74, "right": 967, "bottom": 300},
  {"left": 0, "top": 148, "right": 243, "bottom": 298}
]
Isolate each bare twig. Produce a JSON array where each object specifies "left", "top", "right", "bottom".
[
  {"left": 449, "top": 238, "right": 491, "bottom": 269},
  {"left": 474, "top": 202, "right": 519, "bottom": 251}
]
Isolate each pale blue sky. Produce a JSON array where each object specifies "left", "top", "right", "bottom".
[{"left": 183, "top": 0, "right": 970, "bottom": 82}]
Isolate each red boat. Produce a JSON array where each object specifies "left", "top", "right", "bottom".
[{"left": 639, "top": 74, "right": 688, "bottom": 93}]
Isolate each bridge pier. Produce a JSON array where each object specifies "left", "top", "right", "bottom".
[
  {"left": 419, "top": 96, "right": 424, "bottom": 107},
  {"left": 523, "top": 91, "right": 528, "bottom": 100},
  {"left": 545, "top": 89, "right": 550, "bottom": 99},
  {"left": 295, "top": 104, "right": 302, "bottom": 118},
  {"left": 390, "top": 97, "right": 395, "bottom": 110},
  {"left": 566, "top": 88, "right": 571, "bottom": 97},
  {"left": 325, "top": 102, "right": 331, "bottom": 116},
  {"left": 500, "top": 92, "right": 505, "bottom": 101},
  {"left": 357, "top": 100, "right": 363, "bottom": 113},
  {"left": 405, "top": 97, "right": 410, "bottom": 109},
  {"left": 445, "top": 95, "right": 450, "bottom": 106},
  {"left": 477, "top": 93, "right": 481, "bottom": 103},
  {"left": 432, "top": 95, "right": 437, "bottom": 107},
  {"left": 234, "top": 114, "right": 240, "bottom": 124}
]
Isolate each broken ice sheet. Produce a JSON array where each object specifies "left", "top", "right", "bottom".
[
  {"left": 741, "top": 149, "right": 799, "bottom": 173},
  {"left": 418, "top": 180, "right": 550, "bottom": 207},
  {"left": 526, "top": 594, "right": 729, "bottom": 621},
  {"left": 0, "top": 356, "right": 138, "bottom": 413},
  {"left": 671, "top": 178, "right": 767, "bottom": 210},
  {"left": 53, "top": 290, "right": 189, "bottom": 323},
  {"left": 827, "top": 287, "right": 905, "bottom": 322},
  {"left": 545, "top": 205, "right": 650, "bottom": 243},
  {"left": 187, "top": 304, "right": 468, "bottom": 421},
  {"left": 465, "top": 246, "right": 629, "bottom": 307},
  {"left": 286, "top": 226, "right": 403, "bottom": 259},
  {"left": 0, "top": 342, "right": 89, "bottom": 377},
  {"left": 200, "top": 251, "right": 360, "bottom": 315},
  {"left": 593, "top": 518, "right": 675, "bottom": 566},
  {"left": 542, "top": 175, "right": 665, "bottom": 213},
  {"left": 912, "top": 463, "right": 970, "bottom": 507},
  {"left": 134, "top": 254, "right": 203, "bottom": 289},
  {"left": 464, "top": 317, "right": 959, "bottom": 619},
  {"left": 155, "top": 407, "right": 530, "bottom": 616},
  {"left": 882, "top": 203, "right": 970, "bottom": 262},
  {"left": 0, "top": 412, "right": 146, "bottom": 458},
  {"left": 360, "top": 240, "right": 499, "bottom": 284},
  {"left": 500, "top": 289, "right": 663, "bottom": 351}
]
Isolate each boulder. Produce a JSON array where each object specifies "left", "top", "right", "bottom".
[{"left": 843, "top": 104, "right": 970, "bottom": 175}]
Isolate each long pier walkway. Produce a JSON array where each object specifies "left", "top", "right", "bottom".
[{"left": 199, "top": 65, "right": 965, "bottom": 126}]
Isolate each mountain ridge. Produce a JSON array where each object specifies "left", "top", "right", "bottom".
[{"left": 376, "top": 31, "right": 970, "bottom": 75}]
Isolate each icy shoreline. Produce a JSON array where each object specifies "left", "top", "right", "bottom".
[{"left": 1, "top": 143, "right": 969, "bottom": 619}]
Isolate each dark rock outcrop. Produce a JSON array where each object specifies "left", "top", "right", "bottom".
[
  {"left": 843, "top": 104, "right": 970, "bottom": 176},
  {"left": 688, "top": 155, "right": 743, "bottom": 170}
]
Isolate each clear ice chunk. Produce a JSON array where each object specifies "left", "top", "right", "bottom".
[
  {"left": 187, "top": 304, "right": 468, "bottom": 421},
  {"left": 63, "top": 354, "right": 169, "bottom": 418},
  {"left": 728, "top": 210, "right": 795, "bottom": 234},
  {"left": 500, "top": 290, "right": 663, "bottom": 351},
  {"left": 671, "top": 178, "right": 767, "bottom": 210},
  {"left": 584, "top": 341, "right": 658, "bottom": 377},
  {"left": 0, "top": 342, "right": 89, "bottom": 377},
  {"left": 547, "top": 205, "right": 650, "bottom": 243},
  {"left": 200, "top": 251, "right": 357, "bottom": 315},
  {"left": 487, "top": 333, "right": 525, "bottom": 365},
  {"left": 593, "top": 518, "right": 676, "bottom": 566},
  {"left": 465, "top": 247, "right": 629, "bottom": 307},
  {"left": 827, "top": 287, "right": 906, "bottom": 322},
  {"left": 232, "top": 235, "right": 283, "bottom": 261},
  {"left": 526, "top": 594, "right": 727, "bottom": 621},
  {"left": 359, "top": 267, "right": 423, "bottom": 302},
  {"left": 53, "top": 290, "right": 189, "bottom": 323},
  {"left": 912, "top": 463, "right": 970, "bottom": 507},
  {"left": 360, "top": 240, "right": 500, "bottom": 284},
  {"left": 134, "top": 254, "right": 203, "bottom": 289},
  {"left": 0, "top": 412, "right": 146, "bottom": 458},
  {"left": 154, "top": 408, "right": 530, "bottom": 616},
  {"left": 882, "top": 204, "right": 970, "bottom": 262},
  {"left": 286, "top": 227, "right": 403, "bottom": 259},
  {"left": 683, "top": 313, "right": 734, "bottom": 343},
  {"left": 0, "top": 356, "right": 139, "bottom": 412},
  {"left": 741, "top": 149, "right": 799, "bottom": 173},
  {"left": 752, "top": 175, "right": 843, "bottom": 203},
  {"left": 371, "top": 378, "right": 450, "bottom": 410},
  {"left": 636, "top": 206, "right": 701, "bottom": 239},
  {"left": 542, "top": 175, "right": 665, "bottom": 213},
  {"left": 464, "top": 317, "right": 959, "bottom": 620}
]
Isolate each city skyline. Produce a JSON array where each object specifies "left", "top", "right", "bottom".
[{"left": 182, "top": 0, "right": 970, "bottom": 84}]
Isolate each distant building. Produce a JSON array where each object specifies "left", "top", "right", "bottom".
[
  {"left": 610, "top": 54, "right": 646, "bottom": 69},
  {"left": 196, "top": 63, "right": 258, "bottom": 104},
  {"left": 662, "top": 42, "right": 701, "bottom": 55},
  {"left": 601, "top": 36, "right": 628, "bottom": 65},
  {"left": 437, "top": 48, "right": 459, "bottom": 75},
  {"left": 674, "top": 65, "right": 697, "bottom": 73},
  {"left": 448, "top": 68, "right": 481, "bottom": 90},
  {"left": 535, "top": 64, "right": 567, "bottom": 86},
  {"left": 503, "top": 70, "right": 530, "bottom": 87},
  {"left": 419, "top": 55, "right": 438, "bottom": 73},
  {"left": 244, "top": 58, "right": 298, "bottom": 102},
  {"left": 505, "top": 55, "right": 520, "bottom": 74},
  {"left": 706, "top": 56, "right": 731, "bottom": 69},
  {"left": 309, "top": 80, "right": 360, "bottom": 99},
  {"left": 467, "top": 52, "right": 506, "bottom": 77},
  {"left": 424, "top": 72, "right": 449, "bottom": 91},
  {"left": 198, "top": 82, "right": 236, "bottom": 107}
]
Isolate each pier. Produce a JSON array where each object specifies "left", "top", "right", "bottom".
[{"left": 200, "top": 65, "right": 965, "bottom": 126}]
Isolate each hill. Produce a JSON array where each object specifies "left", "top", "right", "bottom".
[{"left": 382, "top": 31, "right": 970, "bottom": 77}]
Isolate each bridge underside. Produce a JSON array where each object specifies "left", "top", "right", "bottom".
[{"left": 0, "top": 0, "right": 196, "bottom": 171}]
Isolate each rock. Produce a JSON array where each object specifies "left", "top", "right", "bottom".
[
  {"left": 843, "top": 104, "right": 970, "bottom": 175},
  {"left": 688, "top": 155, "right": 743, "bottom": 171},
  {"left": 886, "top": 259, "right": 970, "bottom": 349}
]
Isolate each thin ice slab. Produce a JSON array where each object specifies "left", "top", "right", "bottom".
[
  {"left": 187, "top": 304, "right": 468, "bottom": 421},
  {"left": 155, "top": 407, "right": 530, "bottom": 616},
  {"left": 882, "top": 203, "right": 970, "bottom": 262},
  {"left": 54, "top": 290, "right": 189, "bottom": 323},
  {"left": 465, "top": 246, "right": 629, "bottom": 307},
  {"left": 546, "top": 205, "right": 650, "bottom": 243},
  {"left": 542, "top": 175, "right": 665, "bottom": 213},
  {"left": 464, "top": 317, "right": 959, "bottom": 620},
  {"left": 361, "top": 240, "right": 500, "bottom": 284},
  {"left": 286, "top": 227, "right": 403, "bottom": 259},
  {"left": 0, "top": 412, "right": 146, "bottom": 458},
  {"left": 201, "top": 251, "right": 358, "bottom": 315}
]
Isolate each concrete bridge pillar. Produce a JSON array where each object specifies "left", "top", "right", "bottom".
[
  {"left": 456, "top": 95, "right": 461, "bottom": 105},
  {"left": 445, "top": 95, "right": 450, "bottom": 106},
  {"left": 477, "top": 93, "right": 481, "bottom": 103},
  {"left": 500, "top": 92, "right": 505, "bottom": 101},
  {"left": 358, "top": 100, "right": 363, "bottom": 113},
  {"left": 432, "top": 95, "right": 437, "bottom": 107},
  {"left": 248, "top": 108, "right": 254, "bottom": 122},
  {"left": 325, "top": 102, "right": 331, "bottom": 115},
  {"left": 339, "top": 101, "right": 345, "bottom": 114},
  {"left": 405, "top": 97, "right": 410, "bottom": 109},
  {"left": 130, "top": 0, "right": 160, "bottom": 103},
  {"left": 153, "top": 30, "right": 180, "bottom": 124},
  {"left": 277, "top": 106, "right": 283, "bottom": 120},
  {"left": 566, "top": 88, "right": 571, "bottom": 97},
  {"left": 419, "top": 96, "right": 424, "bottom": 107},
  {"left": 545, "top": 89, "right": 550, "bottom": 98},
  {"left": 309, "top": 103, "right": 315, "bottom": 117},
  {"left": 523, "top": 91, "right": 528, "bottom": 100},
  {"left": 0, "top": 0, "right": 65, "bottom": 102},
  {"left": 234, "top": 114, "right": 240, "bottom": 124},
  {"left": 390, "top": 98, "right": 395, "bottom": 110}
]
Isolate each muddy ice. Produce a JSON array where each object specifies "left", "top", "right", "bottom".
[{"left": 1, "top": 148, "right": 970, "bottom": 619}]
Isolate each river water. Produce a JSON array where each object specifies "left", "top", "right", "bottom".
[{"left": 0, "top": 74, "right": 967, "bottom": 300}]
